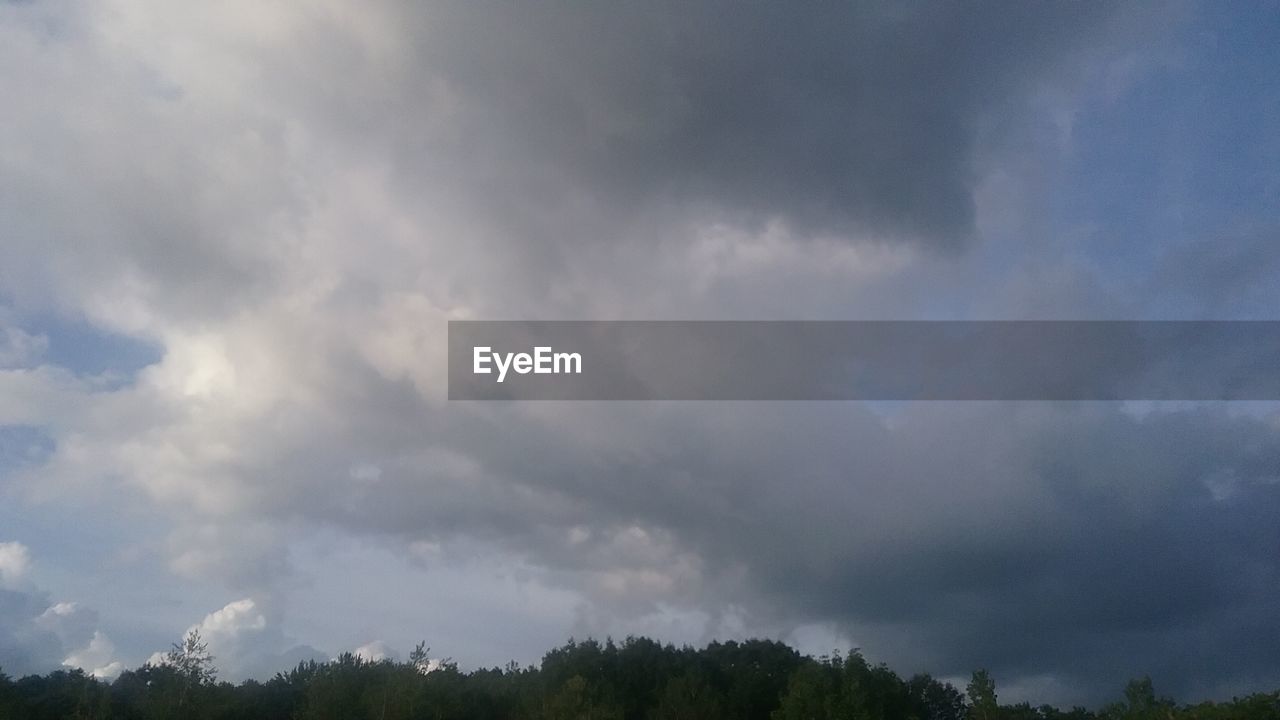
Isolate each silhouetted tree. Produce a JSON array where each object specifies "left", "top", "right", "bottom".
[
  {"left": 968, "top": 670, "right": 999, "bottom": 720},
  {"left": 908, "top": 674, "right": 968, "bottom": 720},
  {"left": 0, "top": 635, "right": 1278, "bottom": 720},
  {"left": 167, "top": 627, "right": 217, "bottom": 711}
]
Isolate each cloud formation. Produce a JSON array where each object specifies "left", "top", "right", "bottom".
[
  {"left": 0, "top": 0, "right": 1277, "bottom": 707},
  {"left": 0, "top": 543, "right": 123, "bottom": 679},
  {"left": 146, "top": 598, "right": 324, "bottom": 681}
]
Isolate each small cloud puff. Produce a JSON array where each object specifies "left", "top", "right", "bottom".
[
  {"left": 352, "top": 640, "right": 395, "bottom": 663},
  {"left": 0, "top": 541, "right": 32, "bottom": 587}
]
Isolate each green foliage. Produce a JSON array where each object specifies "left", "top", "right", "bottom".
[
  {"left": 540, "top": 674, "right": 624, "bottom": 720},
  {"left": 771, "top": 658, "right": 845, "bottom": 720},
  {"left": 651, "top": 671, "right": 722, "bottom": 720},
  {"left": 167, "top": 628, "right": 218, "bottom": 687},
  {"left": 0, "top": 637, "right": 1277, "bottom": 720},
  {"left": 968, "top": 669, "right": 999, "bottom": 720},
  {"left": 1099, "top": 677, "right": 1178, "bottom": 720},
  {"left": 770, "top": 650, "right": 961, "bottom": 720},
  {"left": 907, "top": 674, "right": 967, "bottom": 720},
  {"left": 702, "top": 638, "right": 805, "bottom": 720}
]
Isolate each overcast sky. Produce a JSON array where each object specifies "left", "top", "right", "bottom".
[{"left": 2, "top": 0, "right": 1279, "bottom": 707}]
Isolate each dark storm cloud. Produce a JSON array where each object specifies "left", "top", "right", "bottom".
[
  {"left": 278, "top": 393, "right": 1280, "bottom": 702},
  {"left": 486, "top": 403, "right": 1280, "bottom": 705},
  {"left": 404, "top": 2, "right": 1120, "bottom": 248},
  {"left": 752, "top": 405, "right": 1280, "bottom": 701}
]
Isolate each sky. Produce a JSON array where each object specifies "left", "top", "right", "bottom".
[{"left": 1, "top": 0, "right": 1279, "bottom": 708}]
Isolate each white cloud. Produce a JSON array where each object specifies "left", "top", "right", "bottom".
[
  {"left": 64, "top": 631, "right": 124, "bottom": 680},
  {"left": 40, "top": 601, "right": 78, "bottom": 618},
  {"left": 149, "top": 598, "right": 325, "bottom": 681},
  {"left": 0, "top": 541, "right": 31, "bottom": 588},
  {"left": 352, "top": 640, "right": 395, "bottom": 663},
  {"left": 148, "top": 598, "right": 268, "bottom": 667},
  {"left": 191, "top": 598, "right": 267, "bottom": 641},
  {"left": 36, "top": 601, "right": 96, "bottom": 643}
]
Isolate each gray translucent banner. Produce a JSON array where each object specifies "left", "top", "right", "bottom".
[{"left": 447, "top": 321, "right": 1280, "bottom": 400}]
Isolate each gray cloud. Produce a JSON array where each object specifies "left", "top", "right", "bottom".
[
  {"left": 0, "top": 589, "right": 65, "bottom": 674},
  {"left": 386, "top": 2, "right": 1125, "bottom": 250},
  {"left": 0, "top": 559, "right": 119, "bottom": 679},
  {"left": 726, "top": 404, "right": 1280, "bottom": 703},
  {"left": 228, "top": 395, "right": 1280, "bottom": 703},
  {"left": 476, "top": 403, "right": 1280, "bottom": 704},
  {"left": 1, "top": 0, "right": 1275, "bottom": 708},
  {"left": 1155, "top": 227, "right": 1280, "bottom": 316}
]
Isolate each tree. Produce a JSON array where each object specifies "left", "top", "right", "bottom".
[
  {"left": 4, "top": 633, "right": 1280, "bottom": 720},
  {"left": 771, "top": 657, "right": 848, "bottom": 720},
  {"left": 409, "top": 641, "right": 431, "bottom": 674},
  {"left": 652, "top": 671, "right": 723, "bottom": 720},
  {"left": 542, "top": 675, "right": 624, "bottom": 720},
  {"left": 166, "top": 628, "right": 217, "bottom": 708},
  {"left": 1103, "top": 677, "right": 1172, "bottom": 720},
  {"left": 908, "top": 674, "right": 968, "bottom": 720},
  {"left": 967, "top": 670, "right": 998, "bottom": 720},
  {"left": 705, "top": 639, "right": 804, "bottom": 720}
]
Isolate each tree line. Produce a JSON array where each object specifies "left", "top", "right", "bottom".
[{"left": 1, "top": 630, "right": 1276, "bottom": 720}]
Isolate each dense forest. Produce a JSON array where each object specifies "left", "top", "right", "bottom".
[{"left": 1, "top": 632, "right": 1276, "bottom": 720}]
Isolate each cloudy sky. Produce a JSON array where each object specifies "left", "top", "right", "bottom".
[{"left": 2, "top": 0, "right": 1279, "bottom": 707}]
